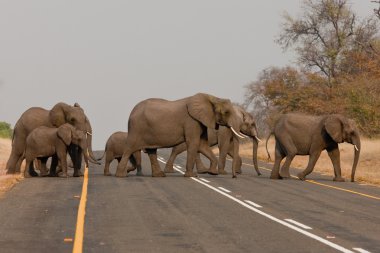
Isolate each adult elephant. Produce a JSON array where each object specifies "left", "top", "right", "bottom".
[
  {"left": 164, "top": 105, "right": 262, "bottom": 176},
  {"left": 115, "top": 93, "right": 247, "bottom": 178},
  {"left": 267, "top": 113, "right": 361, "bottom": 182},
  {"left": 6, "top": 102, "right": 99, "bottom": 177}
]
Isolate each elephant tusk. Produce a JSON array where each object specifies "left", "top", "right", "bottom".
[
  {"left": 86, "top": 132, "right": 92, "bottom": 136},
  {"left": 231, "top": 127, "right": 246, "bottom": 139},
  {"left": 239, "top": 132, "right": 251, "bottom": 138},
  {"left": 255, "top": 136, "right": 262, "bottom": 143},
  {"left": 354, "top": 145, "right": 359, "bottom": 151}
]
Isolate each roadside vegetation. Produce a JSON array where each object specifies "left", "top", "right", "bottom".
[
  {"left": 0, "top": 122, "right": 12, "bottom": 139},
  {"left": 242, "top": 0, "right": 380, "bottom": 185}
]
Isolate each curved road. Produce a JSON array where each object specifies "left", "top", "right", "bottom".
[{"left": 0, "top": 150, "right": 379, "bottom": 253}]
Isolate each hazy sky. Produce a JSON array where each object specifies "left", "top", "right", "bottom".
[{"left": 0, "top": 0, "right": 375, "bottom": 149}]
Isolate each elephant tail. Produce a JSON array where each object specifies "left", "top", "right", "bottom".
[{"left": 265, "top": 132, "right": 273, "bottom": 162}]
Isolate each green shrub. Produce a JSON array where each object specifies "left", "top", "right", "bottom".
[{"left": 0, "top": 121, "right": 13, "bottom": 139}]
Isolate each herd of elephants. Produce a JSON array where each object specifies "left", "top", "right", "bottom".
[{"left": 5, "top": 93, "right": 361, "bottom": 182}]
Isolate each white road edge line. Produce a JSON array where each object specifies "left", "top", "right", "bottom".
[
  {"left": 200, "top": 178, "right": 210, "bottom": 183},
  {"left": 353, "top": 248, "right": 372, "bottom": 253},
  {"left": 284, "top": 219, "right": 312, "bottom": 230},
  {"left": 244, "top": 200, "right": 262, "bottom": 208},
  {"left": 217, "top": 187, "right": 231, "bottom": 193}
]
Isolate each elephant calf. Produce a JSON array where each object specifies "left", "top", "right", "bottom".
[
  {"left": 98, "top": 131, "right": 142, "bottom": 176},
  {"left": 24, "top": 124, "right": 89, "bottom": 178},
  {"left": 267, "top": 113, "right": 360, "bottom": 182}
]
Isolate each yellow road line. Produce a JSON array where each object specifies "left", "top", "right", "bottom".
[
  {"left": 242, "top": 162, "right": 380, "bottom": 201},
  {"left": 73, "top": 167, "right": 89, "bottom": 253}
]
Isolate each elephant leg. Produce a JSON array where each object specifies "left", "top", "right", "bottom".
[
  {"left": 38, "top": 157, "right": 49, "bottom": 176},
  {"left": 195, "top": 153, "right": 208, "bottom": 174},
  {"left": 116, "top": 149, "right": 133, "bottom": 177},
  {"left": 58, "top": 153, "right": 69, "bottom": 178},
  {"left": 227, "top": 147, "right": 243, "bottom": 175},
  {"left": 217, "top": 144, "right": 229, "bottom": 175},
  {"left": 184, "top": 140, "right": 200, "bottom": 178},
  {"left": 297, "top": 151, "right": 322, "bottom": 180},
  {"left": 104, "top": 152, "right": 113, "bottom": 176},
  {"left": 327, "top": 147, "right": 345, "bottom": 182},
  {"left": 279, "top": 154, "right": 296, "bottom": 178},
  {"left": 270, "top": 142, "right": 285, "bottom": 179},
  {"left": 132, "top": 151, "right": 143, "bottom": 176},
  {"left": 198, "top": 139, "right": 218, "bottom": 175},
  {"left": 165, "top": 143, "right": 186, "bottom": 173},
  {"left": 146, "top": 149, "right": 165, "bottom": 177},
  {"left": 24, "top": 159, "right": 33, "bottom": 178},
  {"left": 69, "top": 144, "right": 83, "bottom": 177},
  {"left": 49, "top": 154, "right": 59, "bottom": 177}
]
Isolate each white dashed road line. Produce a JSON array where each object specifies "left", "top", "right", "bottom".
[
  {"left": 217, "top": 187, "right": 231, "bottom": 193},
  {"left": 199, "top": 178, "right": 210, "bottom": 183},
  {"left": 284, "top": 219, "right": 313, "bottom": 230},
  {"left": 353, "top": 248, "right": 372, "bottom": 253},
  {"left": 244, "top": 200, "right": 262, "bottom": 208}
]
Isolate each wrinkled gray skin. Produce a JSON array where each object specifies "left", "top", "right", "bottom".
[
  {"left": 164, "top": 106, "right": 261, "bottom": 176},
  {"left": 116, "top": 93, "right": 244, "bottom": 178},
  {"left": 6, "top": 102, "right": 99, "bottom": 177},
  {"left": 98, "top": 131, "right": 142, "bottom": 176},
  {"left": 267, "top": 113, "right": 361, "bottom": 182},
  {"left": 24, "top": 124, "right": 89, "bottom": 178}
]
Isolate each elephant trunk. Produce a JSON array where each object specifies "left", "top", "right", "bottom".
[
  {"left": 252, "top": 138, "right": 261, "bottom": 176},
  {"left": 351, "top": 133, "right": 361, "bottom": 182}
]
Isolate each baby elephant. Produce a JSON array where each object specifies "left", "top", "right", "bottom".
[
  {"left": 267, "top": 113, "right": 360, "bottom": 182},
  {"left": 99, "top": 131, "right": 142, "bottom": 176},
  {"left": 24, "top": 124, "right": 89, "bottom": 178}
]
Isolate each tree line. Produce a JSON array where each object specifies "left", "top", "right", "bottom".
[{"left": 244, "top": 0, "right": 380, "bottom": 137}]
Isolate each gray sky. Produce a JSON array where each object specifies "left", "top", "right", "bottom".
[{"left": 0, "top": 0, "right": 375, "bottom": 149}]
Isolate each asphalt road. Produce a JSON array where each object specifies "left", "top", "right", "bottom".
[{"left": 0, "top": 150, "right": 379, "bottom": 253}]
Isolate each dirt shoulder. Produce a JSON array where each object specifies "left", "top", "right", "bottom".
[
  {"left": 240, "top": 137, "right": 380, "bottom": 185},
  {"left": 0, "top": 138, "right": 22, "bottom": 197}
]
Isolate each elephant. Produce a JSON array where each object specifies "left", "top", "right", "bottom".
[
  {"left": 164, "top": 105, "right": 262, "bottom": 176},
  {"left": 6, "top": 102, "right": 99, "bottom": 177},
  {"left": 115, "top": 93, "right": 248, "bottom": 178},
  {"left": 266, "top": 113, "right": 361, "bottom": 182},
  {"left": 98, "top": 131, "right": 142, "bottom": 176},
  {"left": 24, "top": 124, "right": 89, "bottom": 178}
]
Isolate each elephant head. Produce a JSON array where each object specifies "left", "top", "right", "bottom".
[
  {"left": 187, "top": 93, "right": 244, "bottom": 137},
  {"left": 233, "top": 106, "right": 261, "bottom": 176},
  {"left": 325, "top": 114, "right": 361, "bottom": 182},
  {"left": 49, "top": 102, "right": 98, "bottom": 164},
  {"left": 57, "top": 124, "right": 89, "bottom": 167}
]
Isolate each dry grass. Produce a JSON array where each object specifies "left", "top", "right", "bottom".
[
  {"left": 240, "top": 137, "right": 380, "bottom": 185},
  {"left": 0, "top": 138, "right": 22, "bottom": 196}
]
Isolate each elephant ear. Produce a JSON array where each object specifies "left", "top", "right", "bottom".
[
  {"left": 325, "top": 115, "right": 343, "bottom": 143},
  {"left": 57, "top": 124, "right": 73, "bottom": 146},
  {"left": 187, "top": 93, "right": 216, "bottom": 129},
  {"left": 49, "top": 102, "right": 70, "bottom": 127}
]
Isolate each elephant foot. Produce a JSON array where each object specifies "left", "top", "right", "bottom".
[
  {"left": 333, "top": 177, "right": 345, "bottom": 182},
  {"left": 127, "top": 166, "right": 136, "bottom": 173},
  {"left": 197, "top": 168, "right": 209, "bottom": 174},
  {"left": 236, "top": 169, "right": 242, "bottom": 174},
  {"left": 29, "top": 169, "right": 39, "bottom": 177},
  {"left": 104, "top": 171, "right": 112, "bottom": 176},
  {"left": 58, "top": 172, "right": 69, "bottom": 178},
  {"left": 184, "top": 171, "right": 197, "bottom": 177},
  {"left": 279, "top": 171, "right": 291, "bottom": 179},
  {"left": 136, "top": 170, "right": 144, "bottom": 176},
  {"left": 73, "top": 170, "right": 84, "bottom": 177},
  {"left": 164, "top": 167, "right": 175, "bottom": 173},
  {"left": 296, "top": 172, "right": 306, "bottom": 181},
  {"left": 207, "top": 169, "right": 218, "bottom": 175},
  {"left": 152, "top": 171, "right": 166, "bottom": 177},
  {"left": 40, "top": 171, "right": 49, "bottom": 177},
  {"left": 218, "top": 169, "right": 227, "bottom": 175},
  {"left": 256, "top": 171, "right": 262, "bottom": 176},
  {"left": 270, "top": 173, "right": 283, "bottom": 180},
  {"left": 115, "top": 172, "right": 128, "bottom": 177}
]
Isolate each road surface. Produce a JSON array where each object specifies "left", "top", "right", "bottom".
[{"left": 0, "top": 150, "right": 379, "bottom": 253}]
